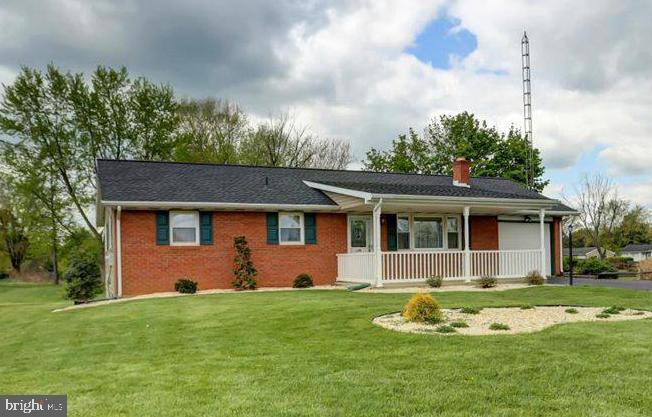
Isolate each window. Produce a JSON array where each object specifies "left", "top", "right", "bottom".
[
  {"left": 413, "top": 217, "right": 443, "bottom": 249},
  {"left": 397, "top": 215, "right": 410, "bottom": 250},
  {"left": 447, "top": 217, "right": 459, "bottom": 249},
  {"left": 170, "top": 211, "right": 199, "bottom": 245},
  {"left": 279, "top": 212, "right": 304, "bottom": 244}
]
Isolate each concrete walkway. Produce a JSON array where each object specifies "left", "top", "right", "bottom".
[{"left": 547, "top": 276, "right": 652, "bottom": 291}]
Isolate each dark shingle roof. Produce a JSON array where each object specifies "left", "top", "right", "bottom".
[
  {"left": 563, "top": 247, "right": 598, "bottom": 256},
  {"left": 622, "top": 244, "right": 652, "bottom": 253},
  {"left": 96, "top": 159, "right": 560, "bottom": 206}
]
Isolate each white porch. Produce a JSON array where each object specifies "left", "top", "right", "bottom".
[{"left": 337, "top": 249, "right": 543, "bottom": 285}]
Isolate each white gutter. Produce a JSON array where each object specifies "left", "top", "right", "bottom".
[
  {"left": 303, "top": 181, "right": 373, "bottom": 201},
  {"left": 116, "top": 206, "right": 123, "bottom": 298}
]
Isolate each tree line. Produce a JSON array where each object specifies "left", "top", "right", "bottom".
[{"left": 0, "top": 64, "right": 352, "bottom": 281}]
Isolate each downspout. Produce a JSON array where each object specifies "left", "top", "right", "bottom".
[{"left": 116, "top": 206, "right": 123, "bottom": 298}]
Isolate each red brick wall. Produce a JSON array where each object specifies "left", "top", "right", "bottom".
[
  {"left": 470, "top": 216, "right": 499, "bottom": 250},
  {"left": 120, "top": 211, "right": 347, "bottom": 296}
]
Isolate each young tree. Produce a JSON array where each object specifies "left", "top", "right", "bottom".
[
  {"left": 0, "top": 65, "right": 179, "bottom": 240},
  {"left": 564, "top": 173, "right": 629, "bottom": 259},
  {"left": 232, "top": 236, "right": 257, "bottom": 290},
  {"left": 363, "top": 112, "right": 548, "bottom": 191}
]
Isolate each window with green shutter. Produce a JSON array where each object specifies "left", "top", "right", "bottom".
[
  {"left": 304, "top": 213, "right": 316, "bottom": 244},
  {"left": 200, "top": 212, "right": 213, "bottom": 245},
  {"left": 266, "top": 212, "right": 279, "bottom": 244},
  {"left": 156, "top": 211, "right": 170, "bottom": 245}
]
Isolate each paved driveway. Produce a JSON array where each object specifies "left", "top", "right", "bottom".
[{"left": 548, "top": 276, "right": 652, "bottom": 291}]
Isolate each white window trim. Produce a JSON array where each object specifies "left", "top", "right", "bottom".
[
  {"left": 279, "top": 212, "right": 305, "bottom": 245},
  {"left": 396, "top": 213, "right": 462, "bottom": 251},
  {"left": 170, "top": 210, "right": 200, "bottom": 246}
]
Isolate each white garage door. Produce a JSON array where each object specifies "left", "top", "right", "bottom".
[{"left": 498, "top": 222, "right": 551, "bottom": 276}]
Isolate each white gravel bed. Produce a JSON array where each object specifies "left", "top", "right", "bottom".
[{"left": 373, "top": 306, "right": 652, "bottom": 336}]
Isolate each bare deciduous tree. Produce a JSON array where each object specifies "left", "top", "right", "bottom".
[{"left": 564, "top": 173, "right": 629, "bottom": 258}]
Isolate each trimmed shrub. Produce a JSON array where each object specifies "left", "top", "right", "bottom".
[
  {"left": 402, "top": 293, "right": 443, "bottom": 324},
  {"left": 426, "top": 275, "right": 443, "bottom": 288},
  {"left": 175, "top": 278, "right": 198, "bottom": 294},
  {"left": 232, "top": 236, "right": 257, "bottom": 290},
  {"left": 602, "top": 306, "right": 625, "bottom": 315},
  {"left": 525, "top": 270, "right": 544, "bottom": 286},
  {"left": 489, "top": 322, "right": 510, "bottom": 331},
  {"left": 576, "top": 258, "right": 616, "bottom": 275},
  {"left": 293, "top": 273, "right": 314, "bottom": 288},
  {"left": 476, "top": 276, "right": 497, "bottom": 288},
  {"left": 449, "top": 321, "right": 469, "bottom": 328},
  {"left": 565, "top": 308, "right": 579, "bottom": 314},
  {"left": 596, "top": 313, "right": 610, "bottom": 319},
  {"left": 520, "top": 304, "right": 534, "bottom": 310},
  {"left": 606, "top": 256, "right": 636, "bottom": 271},
  {"left": 63, "top": 252, "right": 102, "bottom": 302},
  {"left": 460, "top": 306, "right": 482, "bottom": 314},
  {"left": 435, "top": 325, "right": 456, "bottom": 334}
]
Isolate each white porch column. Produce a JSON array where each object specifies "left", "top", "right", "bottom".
[
  {"left": 463, "top": 206, "right": 471, "bottom": 282},
  {"left": 373, "top": 199, "right": 383, "bottom": 287},
  {"left": 539, "top": 208, "right": 546, "bottom": 277}
]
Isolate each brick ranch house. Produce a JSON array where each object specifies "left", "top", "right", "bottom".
[{"left": 97, "top": 158, "right": 577, "bottom": 297}]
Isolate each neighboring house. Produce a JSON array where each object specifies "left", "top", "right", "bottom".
[
  {"left": 621, "top": 244, "right": 652, "bottom": 262},
  {"left": 97, "top": 157, "right": 577, "bottom": 297},
  {"left": 562, "top": 247, "right": 615, "bottom": 260}
]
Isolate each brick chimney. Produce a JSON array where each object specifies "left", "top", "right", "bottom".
[{"left": 453, "top": 157, "right": 470, "bottom": 187}]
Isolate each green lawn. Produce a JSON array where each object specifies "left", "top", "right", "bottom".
[{"left": 1, "top": 281, "right": 652, "bottom": 417}]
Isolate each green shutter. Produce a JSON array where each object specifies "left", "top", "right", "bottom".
[
  {"left": 200, "top": 212, "right": 213, "bottom": 245},
  {"left": 304, "top": 213, "right": 317, "bottom": 244},
  {"left": 266, "top": 212, "right": 279, "bottom": 244},
  {"left": 156, "top": 211, "right": 169, "bottom": 245},
  {"left": 386, "top": 214, "right": 397, "bottom": 251}
]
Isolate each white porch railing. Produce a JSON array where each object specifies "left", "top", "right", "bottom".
[
  {"left": 383, "top": 251, "right": 465, "bottom": 282},
  {"left": 337, "top": 252, "right": 376, "bottom": 284},
  {"left": 336, "top": 249, "right": 542, "bottom": 284}
]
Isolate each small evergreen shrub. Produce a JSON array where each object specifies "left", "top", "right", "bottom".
[
  {"left": 565, "top": 308, "right": 579, "bottom": 314},
  {"left": 402, "top": 293, "right": 443, "bottom": 324},
  {"left": 460, "top": 306, "right": 482, "bottom": 314},
  {"left": 293, "top": 273, "right": 314, "bottom": 288},
  {"left": 435, "top": 325, "right": 456, "bottom": 334},
  {"left": 232, "top": 236, "right": 257, "bottom": 290},
  {"left": 449, "top": 321, "right": 469, "bottom": 328},
  {"left": 426, "top": 276, "right": 443, "bottom": 288},
  {"left": 602, "top": 306, "right": 625, "bottom": 315},
  {"left": 525, "top": 270, "right": 544, "bottom": 286},
  {"left": 489, "top": 322, "right": 510, "bottom": 331},
  {"left": 63, "top": 252, "right": 102, "bottom": 302},
  {"left": 520, "top": 304, "right": 534, "bottom": 310},
  {"left": 476, "top": 276, "right": 497, "bottom": 288},
  {"left": 596, "top": 313, "right": 610, "bottom": 319},
  {"left": 576, "top": 258, "right": 617, "bottom": 275},
  {"left": 175, "top": 278, "right": 198, "bottom": 294}
]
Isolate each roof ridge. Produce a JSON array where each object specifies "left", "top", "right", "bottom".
[{"left": 95, "top": 158, "right": 531, "bottom": 182}]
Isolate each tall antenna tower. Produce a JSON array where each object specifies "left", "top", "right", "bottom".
[{"left": 521, "top": 31, "right": 534, "bottom": 188}]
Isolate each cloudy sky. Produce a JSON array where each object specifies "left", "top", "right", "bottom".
[{"left": 1, "top": 0, "right": 650, "bottom": 207}]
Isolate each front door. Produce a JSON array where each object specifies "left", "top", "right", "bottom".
[{"left": 349, "top": 215, "right": 373, "bottom": 253}]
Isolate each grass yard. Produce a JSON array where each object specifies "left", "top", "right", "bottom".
[{"left": 1, "top": 281, "right": 652, "bottom": 417}]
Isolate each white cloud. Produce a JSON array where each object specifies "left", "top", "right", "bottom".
[{"left": 0, "top": 0, "right": 650, "bottom": 207}]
